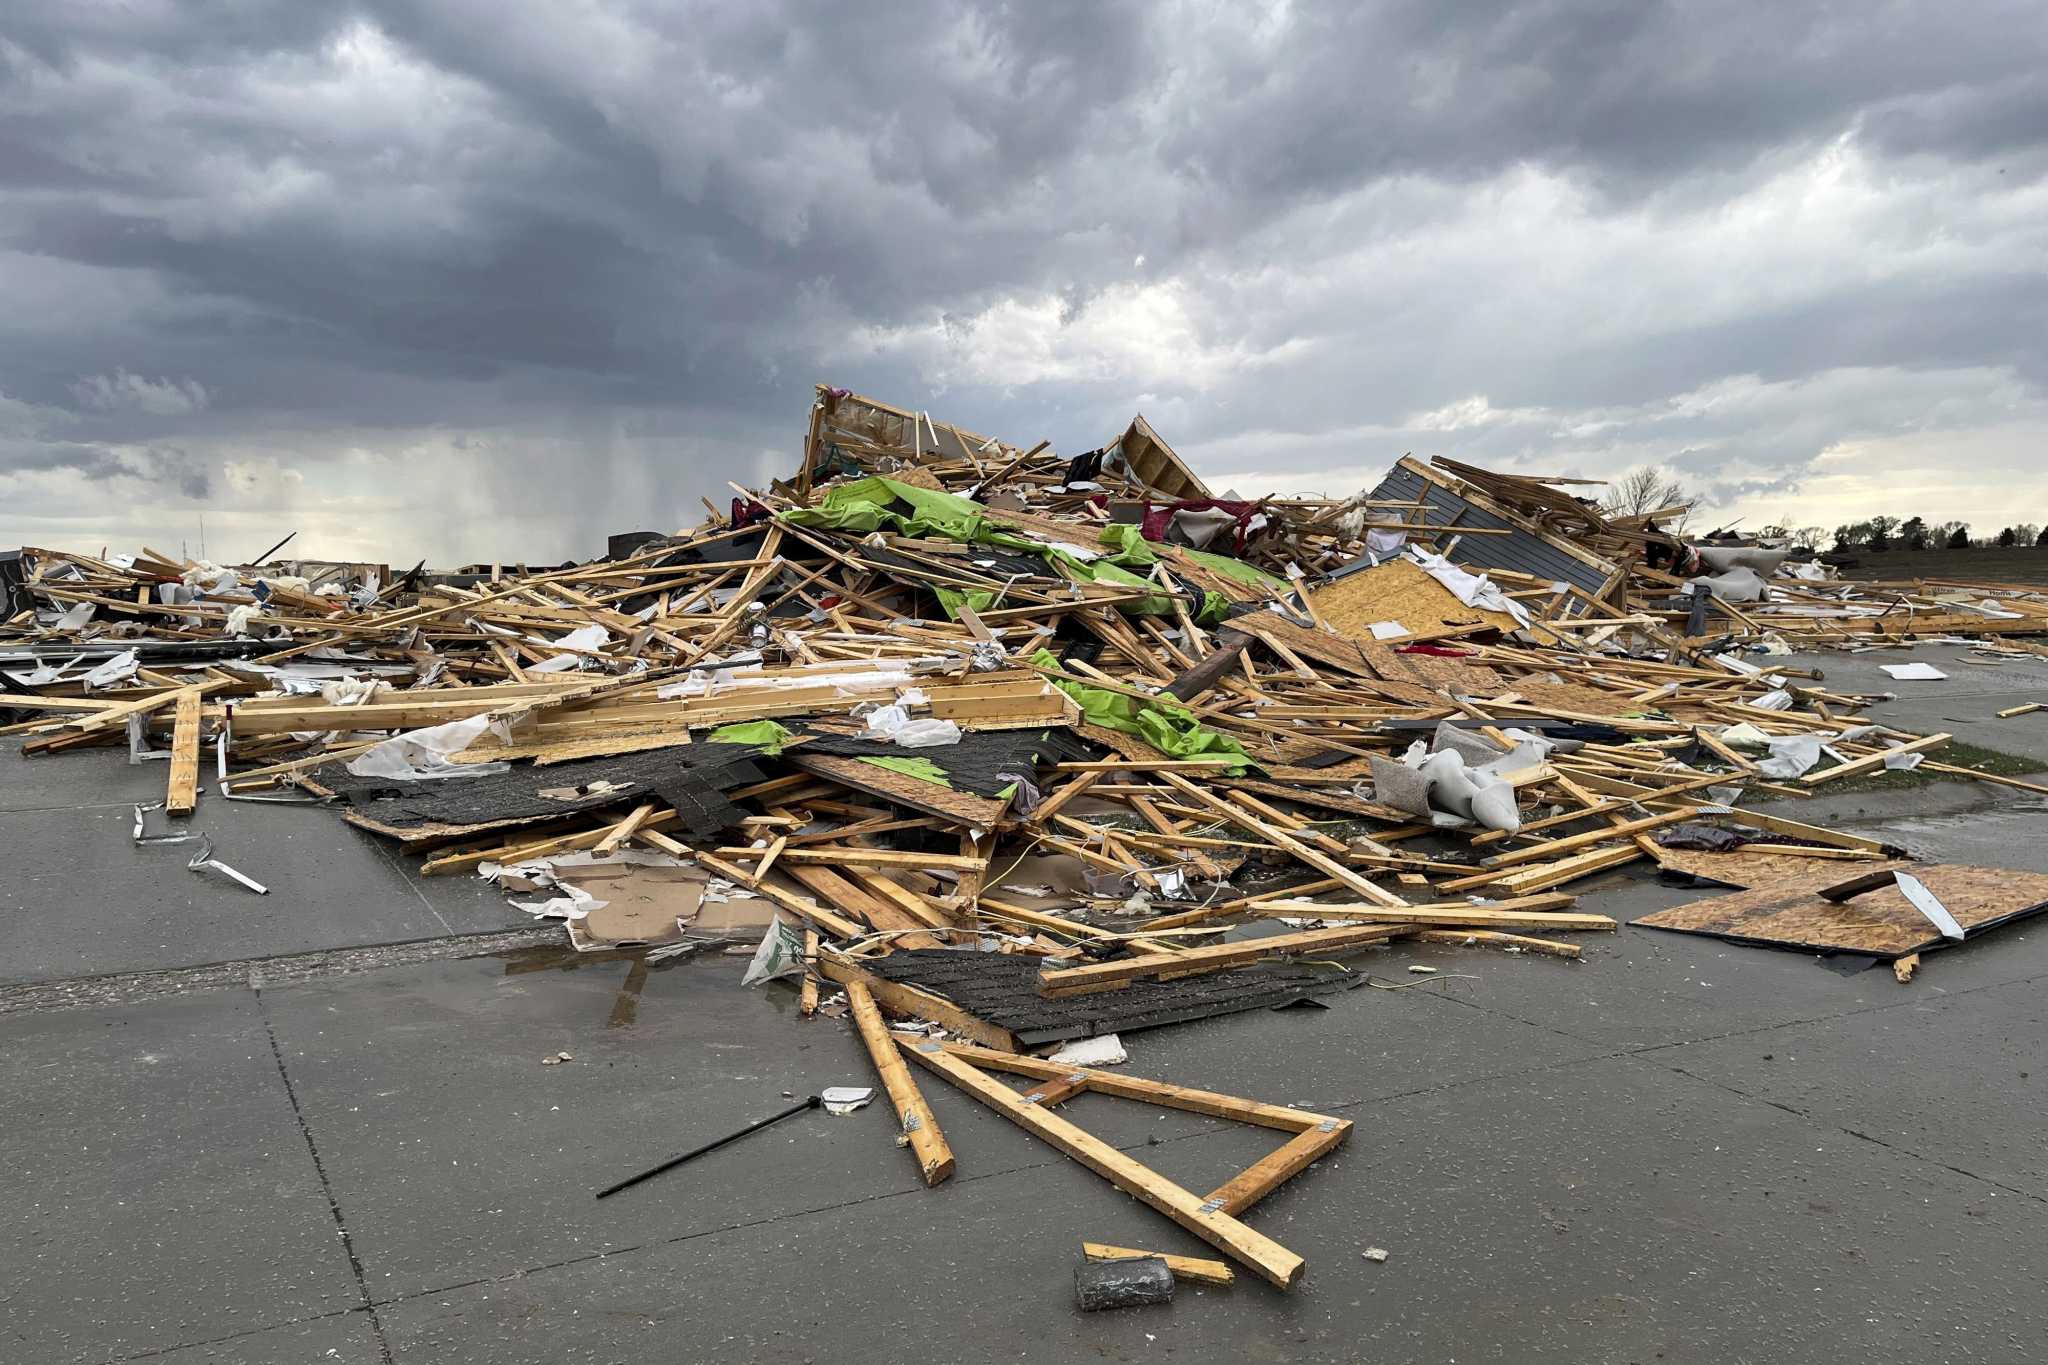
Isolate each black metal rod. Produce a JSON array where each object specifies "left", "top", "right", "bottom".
[
  {"left": 594, "top": 1094, "right": 820, "bottom": 1199},
  {"left": 247, "top": 530, "right": 297, "bottom": 567}
]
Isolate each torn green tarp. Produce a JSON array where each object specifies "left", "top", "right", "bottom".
[
  {"left": 858, "top": 754, "right": 954, "bottom": 787},
  {"left": 1095, "top": 523, "right": 1266, "bottom": 621},
  {"left": 782, "top": 477, "right": 1032, "bottom": 548},
  {"left": 1095, "top": 522, "right": 1285, "bottom": 589},
  {"left": 1030, "top": 649, "right": 1251, "bottom": 771},
  {"left": 708, "top": 720, "right": 796, "bottom": 754},
  {"left": 1179, "top": 544, "right": 1287, "bottom": 591},
  {"left": 780, "top": 478, "right": 1175, "bottom": 616},
  {"left": 932, "top": 586, "right": 1001, "bottom": 617}
]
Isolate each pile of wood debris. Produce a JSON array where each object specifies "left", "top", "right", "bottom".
[{"left": 8, "top": 382, "right": 2048, "bottom": 1289}]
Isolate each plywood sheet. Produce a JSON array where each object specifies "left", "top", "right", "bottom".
[
  {"left": 1309, "top": 558, "right": 1520, "bottom": 645},
  {"left": 1633, "top": 863, "right": 2048, "bottom": 958},
  {"left": 1494, "top": 678, "right": 1641, "bottom": 717},
  {"left": 1230, "top": 613, "right": 1379, "bottom": 678},
  {"left": 1653, "top": 848, "right": 1906, "bottom": 892},
  {"left": 1356, "top": 641, "right": 1504, "bottom": 695}
]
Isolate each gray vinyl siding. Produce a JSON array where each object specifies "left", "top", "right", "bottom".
[{"left": 1365, "top": 464, "right": 1612, "bottom": 595}]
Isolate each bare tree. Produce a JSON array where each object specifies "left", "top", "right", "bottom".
[
  {"left": 1601, "top": 466, "right": 1693, "bottom": 523},
  {"left": 1791, "top": 526, "right": 1825, "bottom": 552}
]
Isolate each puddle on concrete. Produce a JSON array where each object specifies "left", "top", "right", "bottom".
[
  {"left": 491, "top": 941, "right": 719, "bottom": 1029},
  {"left": 1867, "top": 796, "right": 2048, "bottom": 839},
  {"left": 1847, "top": 797, "right": 2048, "bottom": 869}
]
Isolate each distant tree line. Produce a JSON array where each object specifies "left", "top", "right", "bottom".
[
  {"left": 1829, "top": 516, "right": 2048, "bottom": 552},
  {"left": 1588, "top": 463, "right": 2044, "bottom": 555}
]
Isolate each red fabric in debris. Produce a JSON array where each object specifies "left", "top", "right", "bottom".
[{"left": 1138, "top": 498, "right": 1262, "bottom": 552}]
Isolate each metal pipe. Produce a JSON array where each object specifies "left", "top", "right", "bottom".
[{"left": 595, "top": 1094, "right": 820, "bottom": 1199}]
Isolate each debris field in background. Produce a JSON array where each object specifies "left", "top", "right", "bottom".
[{"left": 8, "top": 382, "right": 2048, "bottom": 1291}]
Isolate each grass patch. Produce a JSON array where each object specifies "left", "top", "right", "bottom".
[{"left": 1807, "top": 738, "right": 2042, "bottom": 794}]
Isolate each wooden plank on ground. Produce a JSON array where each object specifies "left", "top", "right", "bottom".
[
  {"left": 895, "top": 1038, "right": 1307, "bottom": 1288},
  {"left": 1082, "top": 1244, "right": 1235, "bottom": 1286},
  {"left": 848, "top": 981, "right": 953, "bottom": 1186},
  {"left": 165, "top": 687, "right": 202, "bottom": 816}
]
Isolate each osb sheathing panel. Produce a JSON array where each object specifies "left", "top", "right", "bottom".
[
  {"left": 1308, "top": 558, "right": 1520, "bottom": 646},
  {"left": 792, "top": 753, "right": 1012, "bottom": 827},
  {"left": 1356, "top": 640, "right": 1505, "bottom": 695},
  {"left": 1653, "top": 848, "right": 1910, "bottom": 892},
  {"left": 1493, "top": 678, "right": 1642, "bottom": 717},
  {"left": 1230, "top": 614, "right": 1381, "bottom": 677},
  {"left": 1634, "top": 863, "right": 2048, "bottom": 957}
]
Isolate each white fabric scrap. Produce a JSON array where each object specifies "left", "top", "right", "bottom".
[
  {"left": 1364, "top": 525, "right": 1408, "bottom": 557},
  {"left": 892, "top": 718, "right": 961, "bottom": 748},
  {"left": 82, "top": 649, "right": 139, "bottom": 689},
  {"left": 346, "top": 712, "right": 510, "bottom": 780},
  {"left": 1757, "top": 735, "right": 1825, "bottom": 779},
  {"left": 1406, "top": 547, "right": 1532, "bottom": 627}
]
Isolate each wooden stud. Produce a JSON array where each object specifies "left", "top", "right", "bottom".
[
  {"left": 847, "top": 982, "right": 954, "bottom": 1186},
  {"left": 165, "top": 687, "right": 202, "bottom": 816}
]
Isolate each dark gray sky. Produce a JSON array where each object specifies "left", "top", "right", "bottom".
[{"left": 4, "top": 1, "right": 2045, "bottom": 562}]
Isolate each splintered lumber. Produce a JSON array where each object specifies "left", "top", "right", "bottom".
[
  {"left": 818, "top": 951, "right": 1018, "bottom": 1050},
  {"left": 1801, "top": 733, "right": 1950, "bottom": 786},
  {"left": 698, "top": 856, "right": 866, "bottom": 940},
  {"left": 1082, "top": 1244, "right": 1234, "bottom": 1287},
  {"left": 895, "top": 1037, "right": 1335, "bottom": 1287},
  {"left": 1156, "top": 772, "right": 1407, "bottom": 908},
  {"left": 1438, "top": 844, "right": 1643, "bottom": 893},
  {"left": 1036, "top": 924, "right": 1396, "bottom": 997},
  {"left": 1250, "top": 899, "right": 1613, "bottom": 933},
  {"left": 593, "top": 801, "right": 657, "bottom": 854},
  {"left": 164, "top": 687, "right": 203, "bottom": 816},
  {"left": 20, "top": 684, "right": 201, "bottom": 754},
  {"left": 847, "top": 981, "right": 953, "bottom": 1186},
  {"left": 1402, "top": 928, "right": 1584, "bottom": 958},
  {"left": 1478, "top": 808, "right": 1701, "bottom": 868}
]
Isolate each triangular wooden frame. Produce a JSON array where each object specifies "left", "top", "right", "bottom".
[{"left": 895, "top": 1036, "right": 1351, "bottom": 1287}]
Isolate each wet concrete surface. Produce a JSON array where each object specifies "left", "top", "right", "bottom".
[
  {"left": 1782, "top": 641, "right": 2048, "bottom": 765},
  {"left": 0, "top": 737, "right": 509, "bottom": 985},
  {"left": 5, "top": 655, "right": 2048, "bottom": 1362}
]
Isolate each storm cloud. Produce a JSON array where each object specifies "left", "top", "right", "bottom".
[{"left": 3, "top": 1, "right": 2044, "bottom": 561}]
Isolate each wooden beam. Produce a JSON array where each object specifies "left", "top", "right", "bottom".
[
  {"left": 1801, "top": 733, "right": 1950, "bottom": 786},
  {"left": 818, "top": 953, "right": 1018, "bottom": 1051},
  {"left": 164, "top": 687, "right": 202, "bottom": 816},
  {"left": 895, "top": 1038, "right": 1308, "bottom": 1288},
  {"left": 1249, "top": 900, "right": 1612, "bottom": 932},
  {"left": 847, "top": 982, "right": 953, "bottom": 1187},
  {"left": 1401, "top": 928, "right": 1583, "bottom": 958},
  {"left": 1201, "top": 1123, "right": 1348, "bottom": 1216},
  {"left": 1082, "top": 1244, "right": 1235, "bottom": 1287},
  {"left": 1036, "top": 924, "right": 1396, "bottom": 997},
  {"left": 1157, "top": 772, "right": 1407, "bottom": 908},
  {"left": 1478, "top": 808, "right": 1699, "bottom": 869}
]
